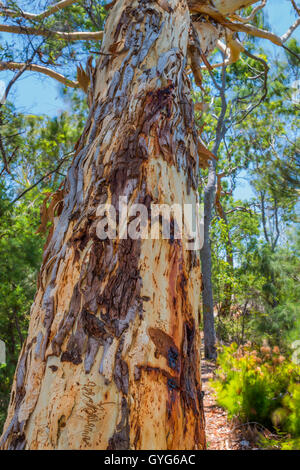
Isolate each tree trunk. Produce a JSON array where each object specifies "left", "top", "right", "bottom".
[
  {"left": 200, "top": 57, "right": 227, "bottom": 359},
  {"left": 200, "top": 159, "right": 217, "bottom": 360},
  {"left": 0, "top": 0, "right": 209, "bottom": 450}
]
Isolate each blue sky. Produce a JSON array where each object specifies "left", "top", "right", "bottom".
[{"left": 0, "top": 0, "right": 299, "bottom": 200}]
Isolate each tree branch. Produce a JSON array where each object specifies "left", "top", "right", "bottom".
[
  {"left": 230, "top": 0, "right": 267, "bottom": 23},
  {"left": 225, "top": 206, "right": 253, "bottom": 215},
  {"left": 0, "top": 61, "right": 79, "bottom": 88},
  {"left": 290, "top": 0, "right": 300, "bottom": 17},
  {"left": 223, "top": 21, "right": 283, "bottom": 45},
  {"left": 234, "top": 48, "right": 269, "bottom": 124},
  {"left": 189, "top": 4, "right": 283, "bottom": 45},
  {"left": 281, "top": 17, "right": 300, "bottom": 43},
  {"left": 10, "top": 151, "right": 74, "bottom": 205},
  {"left": 188, "top": 0, "right": 259, "bottom": 16},
  {"left": 211, "top": 36, "right": 244, "bottom": 69},
  {"left": 0, "top": 23, "right": 103, "bottom": 41},
  {"left": 0, "top": 46, "right": 43, "bottom": 173},
  {"left": 0, "top": 0, "right": 79, "bottom": 21}
]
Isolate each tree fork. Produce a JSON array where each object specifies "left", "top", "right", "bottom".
[{"left": 0, "top": 0, "right": 208, "bottom": 450}]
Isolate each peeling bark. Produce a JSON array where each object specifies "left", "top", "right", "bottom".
[{"left": 0, "top": 0, "right": 223, "bottom": 450}]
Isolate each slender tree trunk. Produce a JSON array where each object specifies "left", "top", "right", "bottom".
[
  {"left": 1, "top": 0, "right": 208, "bottom": 450},
  {"left": 200, "top": 159, "right": 217, "bottom": 360},
  {"left": 199, "top": 62, "right": 227, "bottom": 360}
]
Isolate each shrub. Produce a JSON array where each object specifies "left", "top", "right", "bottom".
[{"left": 211, "top": 343, "right": 300, "bottom": 448}]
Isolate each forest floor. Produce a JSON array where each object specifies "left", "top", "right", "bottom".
[{"left": 202, "top": 355, "right": 258, "bottom": 450}]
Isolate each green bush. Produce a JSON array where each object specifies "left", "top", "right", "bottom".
[
  {"left": 211, "top": 343, "right": 300, "bottom": 448},
  {"left": 249, "top": 302, "right": 300, "bottom": 350}
]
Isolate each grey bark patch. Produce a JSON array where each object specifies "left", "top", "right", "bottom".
[
  {"left": 107, "top": 397, "right": 129, "bottom": 450},
  {"left": 84, "top": 337, "right": 102, "bottom": 373},
  {"left": 61, "top": 335, "right": 82, "bottom": 365},
  {"left": 114, "top": 342, "right": 129, "bottom": 395}
]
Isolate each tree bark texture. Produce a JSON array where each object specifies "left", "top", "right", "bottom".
[{"left": 1, "top": 0, "right": 212, "bottom": 450}]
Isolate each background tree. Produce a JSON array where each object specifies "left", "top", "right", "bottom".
[
  {"left": 208, "top": 45, "right": 299, "bottom": 348},
  {"left": 197, "top": 18, "right": 299, "bottom": 356},
  {"left": 0, "top": 97, "right": 85, "bottom": 430}
]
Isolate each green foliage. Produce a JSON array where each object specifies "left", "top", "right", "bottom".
[
  {"left": 203, "top": 46, "right": 300, "bottom": 349},
  {"left": 1, "top": 96, "right": 87, "bottom": 190},
  {"left": 213, "top": 235, "right": 300, "bottom": 349},
  {"left": 0, "top": 1, "right": 108, "bottom": 81},
  {"left": 239, "top": 230, "right": 300, "bottom": 349},
  {"left": 0, "top": 185, "right": 46, "bottom": 432},
  {"left": 211, "top": 343, "right": 300, "bottom": 449},
  {"left": 0, "top": 93, "right": 86, "bottom": 433}
]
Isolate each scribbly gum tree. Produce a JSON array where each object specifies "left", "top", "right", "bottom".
[
  {"left": 0, "top": 0, "right": 298, "bottom": 450},
  {"left": 1, "top": 0, "right": 207, "bottom": 450}
]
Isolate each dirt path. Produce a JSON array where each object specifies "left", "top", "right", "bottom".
[{"left": 202, "top": 356, "right": 253, "bottom": 450}]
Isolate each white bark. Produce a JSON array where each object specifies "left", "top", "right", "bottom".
[{"left": 1, "top": 0, "right": 207, "bottom": 450}]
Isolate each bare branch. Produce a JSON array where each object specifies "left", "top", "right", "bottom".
[
  {"left": 225, "top": 206, "right": 253, "bottom": 215},
  {"left": 230, "top": 0, "right": 267, "bottom": 24},
  {"left": 188, "top": 0, "right": 259, "bottom": 16},
  {"left": 0, "top": 45, "right": 44, "bottom": 174},
  {"left": 0, "top": 61, "right": 79, "bottom": 88},
  {"left": 282, "top": 43, "right": 300, "bottom": 62},
  {"left": 235, "top": 48, "right": 269, "bottom": 123},
  {"left": 213, "top": 59, "right": 227, "bottom": 154},
  {"left": 190, "top": 0, "right": 300, "bottom": 64},
  {"left": 0, "top": 23, "right": 103, "bottom": 41},
  {"left": 223, "top": 21, "right": 283, "bottom": 45},
  {"left": 209, "top": 35, "right": 244, "bottom": 69},
  {"left": 0, "top": 0, "right": 79, "bottom": 21},
  {"left": 281, "top": 17, "right": 300, "bottom": 43},
  {"left": 189, "top": 4, "right": 283, "bottom": 45},
  {"left": 220, "top": 9, "right": 299, "bottom": 62},
  {"left": 0, "top": 61, "right": 27, "bottom": 103},
  {"left": 10, "top": 151, "right": 74, "bottom": 205},
  {"left": 290, "top": 0, "right": 300, "bottom": 17}
]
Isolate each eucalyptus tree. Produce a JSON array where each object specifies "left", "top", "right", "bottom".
[{"left": 0, "top": 0, "right": 298, "bottom": 450}]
